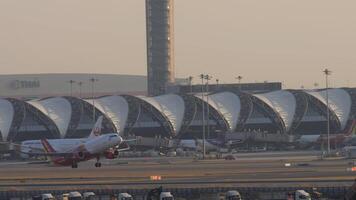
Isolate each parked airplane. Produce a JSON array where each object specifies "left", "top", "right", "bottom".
[
  {"left": 12, "top": 116, "right": 131, "bottom": 168},
  {"left": 297, "top": 120, "right": 356, "bottom": 148}
]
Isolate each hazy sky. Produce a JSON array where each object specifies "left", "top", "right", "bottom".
[{"left": 1, "top": 0, "right": 356, "bottom": 89}]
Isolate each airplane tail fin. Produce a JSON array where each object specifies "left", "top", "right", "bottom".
[
  {"left": 40, "top": 139, "right": 56, "bottom": 153},
  {"left": 88, "top": 116, "right": 104, "bottom": 138}
]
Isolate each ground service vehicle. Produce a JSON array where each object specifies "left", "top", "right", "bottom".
[
  {"left": 67, "top": 192, "right": 82, "bottom": 200},
  {"left": 117, "top": 193, "right": 133, "bottom": 200},
  {"left": 32, "top": 194, "right": 55, "bottom": 200},
  {"left": 225, "top": 190, "right": 242, "bottom": 200},
  {"left": 83, "top": 192, "right": 97, "bottom": 200},
  {"left": 159, "top": 192, "right": 174, "bottom": 200},
  {"left": 287, "top": 190, "right": 311, "bottom": 200}
]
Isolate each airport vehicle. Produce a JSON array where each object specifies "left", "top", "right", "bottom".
[
  {"left": 63, "top": 191, "right": 83, "bottom": 200},
  {"left": 225, "top": 190, "right": 242, "bottom": 200},
  {"left": 32, "top": 193, "right": 55, "bottom": 200},
  {"left": 287, "top": 190, "right": 311, "bottom": 200},
  {"left": 117, "top": 193, "right": 133, "bottom": 200},
  {"left": 159, "top": 192, "right": 174, "bottom": 200},
  {"left": 83, "top": 192, "right": 97, "bottom": 200},
  {"left": 179, "top": 137, "right": 243, "bottom": 153}
]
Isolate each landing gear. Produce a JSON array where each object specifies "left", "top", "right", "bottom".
[
  {"left": 95, "top": 162, "right": 102, "bottom": 167},
  {"left": 71, "top": 162, "right": 78, "bottom": 168},
  {"left": 95, "top": 156, "right": 101, "bottom": 167}
]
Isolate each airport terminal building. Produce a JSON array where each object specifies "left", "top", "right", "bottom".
[{"left": 0, "top": 76, "right": 355, "bottom": 144}]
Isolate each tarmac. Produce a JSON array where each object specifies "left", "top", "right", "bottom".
[{"left": 0, "top": 151, "right": 355, "bottom": 191}]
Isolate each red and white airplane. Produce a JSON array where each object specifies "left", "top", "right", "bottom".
[{"left": 16, "top": 116, "right": 131, "bottom": 168}]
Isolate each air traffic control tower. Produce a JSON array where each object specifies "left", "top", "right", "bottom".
[{"left": 146, "top": 0, "right": 175, "bottom": 96}]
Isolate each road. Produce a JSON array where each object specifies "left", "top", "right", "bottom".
[{"left": 0, "top": 151, "right": 355, "bottom": 191}]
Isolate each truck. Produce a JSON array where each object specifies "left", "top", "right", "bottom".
[
  {"left": 287, "top": 190, "right": 311, "bottom": 200},
  {"left": 225, "top": 190, "right": 242, "bottom": 200},
  {"left": 159, "top": 192, "right": 174, "bottom": 200},
  {"left": 117, "top": 193, "right": 133, "bottom": 200},
  {"left": 32, "top": 194, "right": 55, "bottom": 200},
  {"left": 83, "top": 192, "right": 97, "bottom": 200},
  {"left": 62, "top": 191, "right": 83, "bottom": 200}
]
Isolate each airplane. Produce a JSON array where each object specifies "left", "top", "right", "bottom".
[
  {"left": 35, "top": 133, "right": 125, "bottom": 168},
  {"left": 20, "top": 116, "right": 105, "bottom": 158},
  {"left": 10, "top": 116, "right": 132, "bottom": 168},
  {"left": 297, "top": 120, "right": 356, "bottom": 148}
]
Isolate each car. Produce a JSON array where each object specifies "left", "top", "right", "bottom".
[{"left": 224, "top": 154, "right": 236, "bottom": 160}]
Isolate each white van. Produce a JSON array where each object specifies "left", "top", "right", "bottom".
[
  {"left": 294, "top": 190, "right": 311, "bottom": 200},
  {"left": 118, "top": 193, "right": 133, "bottom": 200},
  {"left": 225, "top": 190, "right": 242, "bottom": 200},
  {"left": 160, "top": 192, "right": 174, "bottom": 200}
]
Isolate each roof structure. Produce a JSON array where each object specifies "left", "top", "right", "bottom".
[
  {"left": 1, "top": 88, "right": 356, "bottom": 141},
  {"left": 137, "top": 94, "right": 185, "bottom": 134},
  {"left": 204, "top": 92, "right": 241, "bottom": 131},
  {"left": 253, "top": 90, "right": 296, "bottom": 131},
  {"left": 306, "top": 89, "right": 351, "bottom": 129},
  {"left": 28, "top": 97, "right": 72, "bottom": 138},
  {"left": 87, "top": 96, "right": 129, "bottom": 135},
  {"left": 0, "top": 99, "right": 14, "bottom": 141}
]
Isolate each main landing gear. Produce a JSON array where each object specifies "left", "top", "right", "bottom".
[
  {"left": 95, "top": 156, "right": 101, "bottom": 167},
  {"left": 71, "top": 162, "right": 78, "bottom": 168}
]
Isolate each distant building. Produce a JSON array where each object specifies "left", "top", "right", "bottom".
[
  {"left": 0, "top": 74, "right": 148, "bottom": 98},
  {"left": 176, "top": 82, "right": 282, "bottom": 94}
]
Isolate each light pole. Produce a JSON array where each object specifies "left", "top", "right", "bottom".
[
  {"left": 187, "top": 76, "right": 193, "bottom": 93},
  {"left": 204, "top": 74, "right": 212, "bottom": 139},
  {"left": 235, "top": 76, "right": 243, "bottom": 90},
  {"left": 236, "top": 76, "right": 243, "bottom": 84},
  {"left": 199, "top": 74, "right": 206, "bottom": 159},
  {"left": 216, "top": 79, "right": 219, "bottom": 91},
  {"left": 78, "top": 81, "right": 83, "bottom": 98},
  {"left": 323, "top": 68, "right": 331, "bottom": 154},
  {"left": 68, "top": 80, "right": 76, "bottom": 97},
  {"left": 89, "top": 77, "right": 99, "bottom": 124}
]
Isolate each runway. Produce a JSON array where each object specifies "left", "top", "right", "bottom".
[{"left": 0, "top": 151, "right": 355, "bottom": 191}]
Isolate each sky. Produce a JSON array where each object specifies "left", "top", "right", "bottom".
[{"left": 0, "top": 0, "right": 356, "bottom": 89}]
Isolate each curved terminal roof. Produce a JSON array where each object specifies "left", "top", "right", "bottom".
[
  {"left": 306, "top": 89, "right": 351, "bottom": 129},
  {"left": 137, "top": 94, "right": 185, "bottom": 134},
  {"left": 28, "top": 97, "right": 72, "bottom": 138},
  {"left": 253, "top": 90, "right": 296, "bottom": 131},
  {"left": 86, "top": 96, "right": 129, "bottom": 135},
  {"left": 204, "top": 92, "right": 241, "bottom": 131},
  {"left": 0, "top": 99, "right": 14, "bottom": 141}
]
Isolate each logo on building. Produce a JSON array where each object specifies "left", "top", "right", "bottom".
[{"left": 10, "top": 79, "right": 40, "bottom": 90}]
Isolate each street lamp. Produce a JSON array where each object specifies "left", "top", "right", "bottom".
[
  {"left": 323, "top": 68, "right": 332, "bottom": 154},
  {"left": 77, "top": 81, "right": 83, "bottom": 98},
  {"left": 204, "top": 74, "right": 212, "bottom": 139},
  {"left": 67, "top": 80, "right": 76, "bottom": 97},
  {"left": 199, "top": 74, "right": 206, "bottom": 159},
  {"left": 235, "top": 76, "right": 243, "bottom": 84},
  {"left": 89, "top": 77, "right": 99, "bottom": 124},
  {"left": 216, "top": 79, "right": 219, "bottom": 91},
  {"left": 187, "top": 76, "right": 193, "bottom": 93}
]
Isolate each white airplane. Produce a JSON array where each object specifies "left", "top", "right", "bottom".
[
  {"left": 20, "top": 116, "right": 105, "bottom": 158},
  {"left": 12, "top": 116, "right": 131, "bottom": 168}
]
